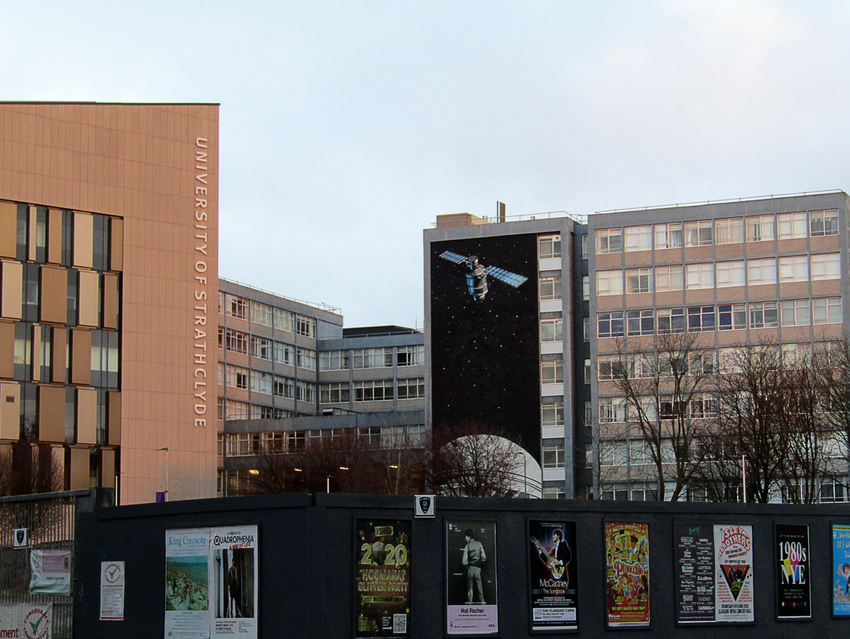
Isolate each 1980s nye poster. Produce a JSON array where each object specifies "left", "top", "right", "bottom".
[
  {"left": 604, "top": 522, "right": 649, "bottom": 628},
  {"left": 446, "top": 521, "right": 498, "bottom": 635},
  {"left": 355, "top": 519, "right": 411, "bottom": 637},
  {"left": 528, "top": 521, "right": 577, "bottom": 631}
]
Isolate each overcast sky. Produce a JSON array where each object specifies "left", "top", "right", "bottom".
[{"left": 3, "top": 1, "right": 849, "bottom": 327}]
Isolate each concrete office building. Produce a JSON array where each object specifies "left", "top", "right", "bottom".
[
  {"left": 0, "top": 102, "right": 219, "bottom": 504},
  {"left": 588, "top": 191, "right": 850, "bottom": 502},
  {"left": 424, "top": 210, "right": 590, "bottom": 499}
]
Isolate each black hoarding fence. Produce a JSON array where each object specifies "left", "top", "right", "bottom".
[{"left": 76, "top": 493, "right": 850, "bottom": 639}]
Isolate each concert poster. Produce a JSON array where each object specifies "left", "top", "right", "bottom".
[
  {"left": 210, "top": 525, "right": 258, "bottom": 639},
  {"left": 165, "top": 528, "right": 210, "bottom": 639},
  {"left": 355, "top": 519, "right": 412, "bottom": 637},
  {"left": 714, "top": 524, "right": 754, "bottom": 623},
  {"left": 674, "top": 522, "right": 716, "bottom": 624},
  {"left": 446, "top": 520, "right": 498, "bottom": 635},
  {"left": 528, "top": 521, "right": 577, "bottom": 631},
  {"left": 831, "top": 524, "right": 850, "bottom": 616},
  {"left": 604, "top": 521, "right": 650, "bottom": 628},
  {"left": 775, "top": 523, "right": 810, "bottom": 619}
]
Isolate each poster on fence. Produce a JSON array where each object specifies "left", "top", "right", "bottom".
[
  {"left": 0, "top": 603, "right": 52, "bottom": 639},
  {"left": 604, "top": 521, "right": 649, "bottom": 628},
  {"left": 775, "top": 523, "right": 810, "bottom": 619},
  {"left": 832, "top": 524, "right": 850, "bottom": 616},
  {"left": 355, "top": 519, "right": 411, "bottom": 637},
  {"left": 446, "top": 520, "right": 498, "bottom": 635},
  {"left": 674, "top": 522, "right": 716, "bottom": 623},
  {"left": 528, "top": 521, "right": 577, "bottom": 631},
  {"left": 714, "top": 524, "right": 754, "bottom": 623},
  {"left": 29, "top": 549, "right": 72, "bottom": 595},
  {"left": 165, "top": 528, "right": 211, "bottom": 638},
  {"left": 100, "top": 560, "right": 125, "bottom": 621}
]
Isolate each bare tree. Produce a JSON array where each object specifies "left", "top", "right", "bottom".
[
  {"left": 0, "top": 441, "right": 63, "bottom": 497},
  {"left": 425, "top": 420, "right": 525, "bottom": 497}
]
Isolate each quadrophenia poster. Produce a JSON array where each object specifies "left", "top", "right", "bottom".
[
  {"left": 165, "top": 526, "right": 258, "bottom": 639},
  {"left": 446, "top": 521, "right": 498, "bottom": 635},
  {"left": 714, "top": 525, "right": 754, "bottom": 622},
  {"left": 355, "top": 519, "right": 411, "bottom": 637},
  {"left": 604, "top": 522, "right": 649, "bottom": 628},
  {"left": 528, "top": 521, "right": 577, "bottom": 631}
]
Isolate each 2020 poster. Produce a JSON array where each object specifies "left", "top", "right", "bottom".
[
  {"left": 528, "top": 521, "right": 577, "bottom": 631},
  {"left": 604, "top": 522, "right": 649, "bottom": 628},
  {"left": 446, "top": 521, "right": 498, "bottom": 635},
  {"left": 355, "top": 519, "right": 412, "bottom": 637}
]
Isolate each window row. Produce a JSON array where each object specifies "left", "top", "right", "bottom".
[
  {"left": 598, "top": 395, "right": 719, "bottom": 424},
  {"left": 225, "top": 424, "right": 425, "bottom": 457},
  {"left": 217, "top": 328, "right": 317, "bottom": 368},
  {"left": 595, "top": 210, "right": 839, "bottom": 254},
  {"left": 597, "top": 297, "right": 842, "bottom": 338},
  {"left": 319, "top": 378, "right": 425, "bottom": 403},
  {"left": 319, "top": 345, "right": 425, "bottom": 371},
  {"left": 220, "top": 293, "right": 317, "bottom": 338},
  {"left": 597, "top": 253, "right": 840, "bottom": 295}
]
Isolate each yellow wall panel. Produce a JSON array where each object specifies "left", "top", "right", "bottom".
[
  {"left": 67, "top": 447, "right": 90, "bottom": 490},
  {"left": 0, "top": 201, "right": 16, "bottom": 259},
  {"left": 77, "top": 270, "right": 100, "bottom": 328},
  {"left": 40, "top": 266, "right": 67, "bottom": 324},
  {"left": 1, "top": 261, "right": 22, "bottom": 320},
  {"left": 0, "top": 322, "right": 12, "bottom": 380},
  {"left": 101, "top": 448, "right": 116, "bottom": 489},
  {"left": 73, "top": 212, "right": 93, "bottom": 269},
  {"left": 107, "top": 390, "right": 121, "bottom": 446},
  {"left": 70, "top": 329, "right": 91, "bottom": 386},
  {"left": 76, "top": 387, "right": 97, "bottom": 445},
  {"left": 38, "top": 384, "right": 65, "bottom": 443},
  {"left": 110, "top": 218, "right": 123, "bottom": 272},
  {"left": 102, "top": 273, "right": 119, "bottom": 330},
  {"left": 0, "top": 382, "right": 19, "bottom": 440},
  {"left": 47, "top": 208, "right": 63, "bottom": 264},
  {"left": 51, "top": 327, "right": 66, "bottom": 384}
]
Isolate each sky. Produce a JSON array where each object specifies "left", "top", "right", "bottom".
[{"left": 2, "top": 1, "right": 849, "bottom": 327}]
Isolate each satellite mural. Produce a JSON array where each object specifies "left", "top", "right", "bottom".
[{"left": 430, "top": 235, "right": 541, "bottom": 461}]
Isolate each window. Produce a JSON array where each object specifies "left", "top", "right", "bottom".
[
  {"left": 813, "top": 297, "right": 842, "bottom": 324},
  {"left": 690, "top": 351, "right": 716, "bottom": 375},
  {"left": 353, "top": 380, "right": 394, "bottom": 402},
  {"left": 542, "top": 359, "right": 564, "bottom": 384},
  {"left": 749, "top": 301, "right": 778, "bottom": 329},
  {"left": 810, "top": 209, "right": 838, "bottom": 237},
  {"left": 811, "top": 253, "right": 840, "bottom": 280},
  {"left": 657, "top": 308, "right": 685, "bottom": 333},
  {"left": 396, "top": 345, "right": 424, "bottom": 367},
  {"left": 747, "top": 215, "right": 775, "bottom": 242},
  {"left": 626, "top": 268, "right": 652, "bottom": 294},
  {"left": 217, "top": 326, "right": 224, "bottom": 350},
  {"left": 320, "top": 382, "right": 350, "bottom": 404},
  {"left": 286, "top": 431, "right": 306, "bottom": 452},
  {"left": 275, "top": 308, "right": 295, "bottom": 333},
  {"left": 597, "top": 312, "right": 624, "bottom": 338},
  {"left": 598, "top": 355, "right": 625, "bottom": 380},
  {"left": 627, "top": 309, "right": 654, "bottom": 336},
  {"left": 397, "top": 378, "right": 425, "bottom": 400},
  {"left": 782, "top": 343, "right": 810, "bottom": 368},
  {"left": 359, "top": 427, "right": 381, "bottom": 448},
  {"left": 718, "top": 303, "right": 746, "bottom": 330},
  {"left": 296, "top": 380, "right": 316, "bottom": 403},
  {"left": 716, "top": 260, "right": 745, "bottom": 287},
  {"left": 778, "top": 255, "right": 809, "bottom": 282},
  {"left": 539, "top": 235, "right": 562, "bottom": 258},
  {"left": 624, "top": 225, "right": 652, "bottom": 252},
  {"left": 684, "top": 220, "right": 713, "bottom": 246},
  {"left": 583, "top": 317, "right": 590, "bottom": 342},
  {"left": 353, "top": 348, "right": 391, "bottom": 369},
  {"left": 273, "top": 375, "right": 294, "bottom": 399},
  {"left": 542, "top": 402, "right": 564, "bottom": 427},
  {"left": 687, "top": 306, "right": 716, "bottom": 332},
  {"left": 252, "top": 405, "right": 276, "bottom": 419},
  {"left": 597, "top": 270, "right": 624, "bottom": 296},
  {"left": 686, "top": 263, "right": 714, "bottom": 289},
  {"left": 539, "top": 275, "right": 562, "bottom": 300},
  {"left": 250, "top": 335, "right": 272, "bottom": 360},
  {"left": 218, "top": 291, "right": 224, "bottom": 314},
  {"left": 690, "top": 395, "right": 718, "bottom": 419},
  {"left": 655, "top": 222, "right": 683, "bottom": 249},
  {"left": 777, "top": 212, "right": 807, "bottom": 239},
  {"left": 225, "top": 400, "right": 249, "bottom": 421},
  {"left": 542, "top": 442, "right": 565, "bottom": 469},
  {"left": 261, "top": 432, "right": 285, "bottom": 453},
  {"left": 320, "top": 349, "right": 350, "bottom": 371},
  {"left": 632, "top": 355, "right": 654, "bottom": 378},
  {"left": 655, "top": 265, "right": 683, "bottom": 292},
  {"left": 580, "top": 234, "right": 588, "bottom": 260},
  {"left": 582, "top": 276, "right": 589, "bottom": 301},
  {"left": 296, "top": 316, "right": 316, "bottom": 338},
  {"left": 781, "top": 299, "right": 811, "bottom": 327},
  {"left": 820, "top": 478, "right": 847, "bottom": 503},
  {"left": 595, "top": 228, "right": 623, "bottom": 254},
  {"left": 715, "top": 218, "right": 743, "bottom": 244},
  {"left": 227, "top": 295, "right": 247, "bottom": 320},
  {"left": 227, "top": 432, "right": 259, "bottom": 456},
  {"left": 541, "top": 318, "right": 563, "bottom": 342},
  {"left": 747, "top": 258, "right": 777, "bottom": 285},
  {"left": 250, "top": 370, "right": 272, "bottom": 395},
  {"left": 251, "top": 301, "right": 272, "bottom": 326},
  {"left": 598, "top": 398, "right": 627, "bottom": 423},
  {"left": 296, "top": 347, "right": 316, "bottom": 371},
  {"left": 217, "top": 397, "right": 225, "bottom": 421},
  {"left": 224, "top": 329, "right": 248, "bottom": 354},
  {"left": 629, "top": 440, "right": 652, "bottom": 466},
  {"left": 274, "top": 341, "right": 294, "bottom": 366}
]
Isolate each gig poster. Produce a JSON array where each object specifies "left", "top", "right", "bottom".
[
  {"left": 528, "top": 521, "right": 577, "bottom": 631},
  {"left": 165, "top": 525, "right": 259, "bottom": 639},
  {"left": 775, "top": 523, "right": 810, "bottom": 619},
  {"left": 714, "top": 524, "right": 754, "bottom": 623},
  {"left": 831, "top": 524, "right": 850, "bottom": 616},
  {"left": 674, "top": 522, "right": 715, "bottom": 623},
  {"left": 604, "top": 522, "right": 649, "bottom": 628},
  {"left": 355, "top": 519, "right": 412, "bottom": 637},
  {"left": 446, "top": 520, "right": 498, "bottom": 635}
]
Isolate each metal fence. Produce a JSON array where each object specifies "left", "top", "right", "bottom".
[{"left": 0, "top": 489, "right": 109, "bottom": 639}]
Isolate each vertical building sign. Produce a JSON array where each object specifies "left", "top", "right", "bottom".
[
  {"left": 674, "top": 522, "right": 716, "bottom": 623},
  {"left": 192, "top": 136, "right": 212, "bottom": 429},
  {"left": 528, "top": 521, "right": 577, "bottom": 631},
  {"left": 446, "top": 521, "right": 498, "bottom": 635},
  {"left": 355, "top": 519, "right": 412, "bottom": 637},
  {"left": 714, "top": 524, "right": 754, "bottom": 622},
  {"left": 604, "top": 522, "right": 649, "bottom": 628},
  {"left": 775, "top": 523, "right": 810, "bottom": 619},
  {"left": 832, "top": 524, "right": 850, "bottom": 616}
]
